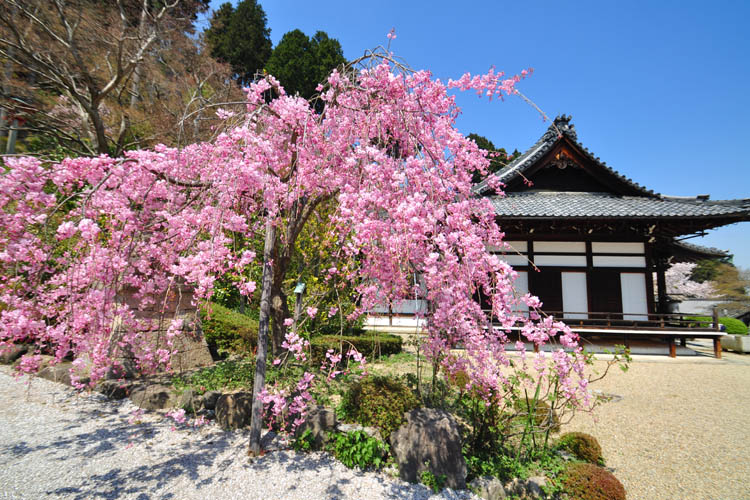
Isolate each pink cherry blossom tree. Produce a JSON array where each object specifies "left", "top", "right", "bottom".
[
  {"left": 0, "top": 50, "right": 596, "bottom": 455},
  {"left": 664, "top": 262, "right": 716, "bottom": 298}
]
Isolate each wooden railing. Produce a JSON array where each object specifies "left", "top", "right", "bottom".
[
  {"left": 482, "top": 307, "right": 724, "bottom": 358},
  {"left": 483, "top": 308, "right": 721, "bottom": 332}
]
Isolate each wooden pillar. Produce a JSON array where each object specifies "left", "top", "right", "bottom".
[
  {"left": 668, "top": 337, "right": 676, "bottom": 358},
  {"left": 714, "top": 338, "right": 722, "bottom": 359}
]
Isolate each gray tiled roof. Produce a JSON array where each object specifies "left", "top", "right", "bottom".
[
  {"left": 671, "top": 240, "right": 729, "bottom": 258},
  {"left": 490, "top": 191, "right": 750, "bottom": 219},
  {"left": 473, "top": 115, "right": 656, "bottom": 197}
]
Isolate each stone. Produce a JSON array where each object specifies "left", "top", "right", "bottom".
[
  {"left": 215, "top": 392, "right": 253, "bottom": 430},
  {"left": 295, "top": 405, "right": 337, "bottom": 447},
  {"left": 178, "top": 389, "right": 200, "bottom": 412},
  {"left": 113, "top": 287, "right": 214, "bottom": 373},
  {"left": 202, "top": 391, "right": 222, "bottom": 410},
  {"left": 504, "top": 478, "right": 525, "bottom": 497},
  {"left": 129, "top": 383, "right": 178, "bottom": 410},
  {"left": 470, "top": 477, "right": 506, "bottom": 500},
  {"left": 105, "top": 360, "right": 137, "bottom": 380},
  {"left": 96, "top": 379, "right": 133, "bottom": 400},
  {"left": 336, "top": 423, "right": 381, "bottom": 440},
  {"left": 0, "top": 344, "right": 27, "bottom": 364},
  {"left": 525, "top": 476, "right": 547, "bottom": 499},
  {"left": 389, "top": 408, "right": 467, "bottom": 490},
  {"left": 37, "top": 363, "right": 72, "bottom": 386}
]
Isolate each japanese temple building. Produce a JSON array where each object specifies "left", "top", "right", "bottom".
[
  {"left": 369, "top": 115, "right": 750, "bottom": 357},
  {"left": 472, "top": 115, "right": 750, "bottom": 355}
]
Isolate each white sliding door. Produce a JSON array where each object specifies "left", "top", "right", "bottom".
[
  {"left": 562, "top": 272, "right": 588, "bottom": 319},
  {"left": 514, "top": 271, "right": 529, "bottom": 312},
  {"left": 620, "top": 272, "right": 648, "bottom": 321}
]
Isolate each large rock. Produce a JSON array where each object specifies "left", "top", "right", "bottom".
[
  {"left": 129, "top": 383, "right": 178, "bottom": 410},
  {"left": 38, "top": 363, "right": 73, "bottom": 386},
  {"left": 215, "top": 392, "right": 253, "bottom": 430},
  {"left": 202, "top": 391, "right": 222, "bottom": 410},
  {"left": 96, "top": 379, "right": 133, "bottom": 400},
  {"left": 389, "top": 408, "right": 467, "bottom": 490},
  {"left": 470, "top": 477, "right": 506, "bottom": 500},
  {"left": 504, "top": 476, "right": 547, "bottom": 499},
  {"left": 295, "top": 405, "right": 337, "bottom": 447},
  {"left": 113, "top": 286, "right": 214, "bottom": 374},
  {"left": 178, "top": 389, "right": 200, "bottom": 413},
  {"left": 0, "top": 344, "right": 28, "bottom": 364}
]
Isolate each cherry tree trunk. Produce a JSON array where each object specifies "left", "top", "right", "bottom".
[{"left": 248, "top": 220, "right": 276, "bottom": 455}]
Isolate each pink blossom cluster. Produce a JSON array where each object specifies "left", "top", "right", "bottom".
[
  {"left": 280, "top": 330, "right": 309, "bottom": 362},
  {"left": 258, "top": 371, "right": 315, "bottom": 433}
]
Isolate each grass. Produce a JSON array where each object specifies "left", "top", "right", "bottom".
[{"left": 172, "top": 358, "right": 254, "bottom": 395}]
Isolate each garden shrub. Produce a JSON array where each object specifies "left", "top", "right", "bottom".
[
  {"left": 685, "top": 315, "right": 748, "bottom": 335},
  {"left": 310, "top": 333, "right": 402, "bottom": 362},
  {"left": 556, "top": 432, "right": 603, "bottom": 465},
  {"left": 560, "top": 462, "right": 625, "bottom": 500},
  {"left": 200, "top": 303, "right": 259, "bottom": 357},
  {"left": 328, "top": 430, "right": 389, "bottom": 470},
  {"left": 338, "top": 375, "right": 418, "bottom": 438},
  {"left": 420, "top": 466, "right": 447, "bottom": 493}
]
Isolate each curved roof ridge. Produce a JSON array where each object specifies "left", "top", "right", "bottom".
[{"left": 473, "top": 114, "right": 658, "bottom": 197}]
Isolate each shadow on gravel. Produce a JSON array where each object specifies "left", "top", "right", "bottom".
[
  {"left": 248, "top": 450, "right": 438, "bottom": 500},
  {"left": 2, "top": 409, "right": 239, "bottom": 500}
]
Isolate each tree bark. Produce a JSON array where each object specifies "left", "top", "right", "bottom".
[
  {"left": 248, "top": 219, "right": 276, "bottom": 455},
  {"left": 270, "top": 247, "right": 291, "bottom": 356}
]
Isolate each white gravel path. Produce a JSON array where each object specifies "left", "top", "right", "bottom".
[{"left": 0, "top": 366, "right": 476, "bottom": 500}]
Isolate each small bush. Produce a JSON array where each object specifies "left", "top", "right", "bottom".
[
  {"left": 328, "top": 430, "right": 389, "bottom": 470},
  {"left": 685, "top": 315, "right": 748, "bottom": 335},
  {"left": 292, "top": 429, "right": 316, "bottom": 452},
  {"left": 200, "top": 303, "right": 259, "bottom": 357},
  {"left": 556, "top": 432, "right": 603, "bottom": 465},
  {"left": 560, "top": 462, "right": 625, "bottom": 500},
  {"left": 420, "top": 466, "right": 447, "bottom": 493},
  {"left": 338, "top": 375, "right": 418, "bottom": 438},
  {"left": 310, "top": 333, "right": 402, "bottom": 362}
]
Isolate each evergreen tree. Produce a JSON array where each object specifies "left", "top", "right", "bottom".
[
  {"left": 265, "top": 30, "right": 346, "bottom": 100},
  {"left": 204, "top": 1, "right": 272, "bottom": 84},
  {"left": 466, "top": 133, "right": 520, "bottom": 184}
]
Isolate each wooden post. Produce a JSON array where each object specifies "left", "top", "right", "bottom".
[
  {"left": 714, "top": 338, "right": 722, "bottom": 359},
  {"left": 533, "top": 342, "right": 539, "bottom": 353},
  {"left": 668, "top": 338, "right": 676, "bottom": 358},
  {"left": 249, "top": 220, "right": 276, "bottom": 456}
]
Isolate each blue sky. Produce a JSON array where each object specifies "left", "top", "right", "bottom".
[{"left": 206, "top": 1, "right": 750, "bottom": 268}]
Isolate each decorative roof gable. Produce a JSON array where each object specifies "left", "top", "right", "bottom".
[{"left": 473, "top": 115, "right": 656, "bottom": 197}]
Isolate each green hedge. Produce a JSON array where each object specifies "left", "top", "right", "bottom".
[
  {"left": 200, "top": 303, "right": 259, "bottom": 357},
  {"left": 685, "top": 316, "right": 748, "bottom": 335},
  {"left": 338, "top": 375, "right": 418, "bottom": 438},
  {"left": 310, "top": 333, "right": 403, "bottom": 362}
]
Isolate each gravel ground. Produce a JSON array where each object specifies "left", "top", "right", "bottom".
[
  {"left": 2, "top": 345, "right": 749, "bottom": 500},
  {"left": 563, "top": 343, "right": 750, "bottom": 500},
  {"left": 0, "top": 366, "right": 475, "bottom": 500}
]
